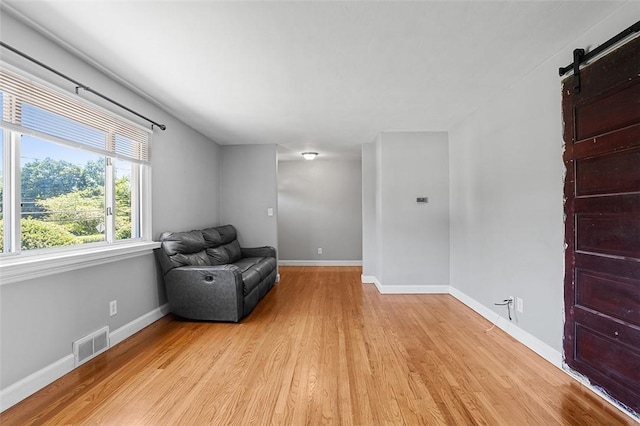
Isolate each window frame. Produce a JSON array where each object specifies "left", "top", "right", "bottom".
[{"left": 0, "top": 64, "right": 158, "bottom": 284}]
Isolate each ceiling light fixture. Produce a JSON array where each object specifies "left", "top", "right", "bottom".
[{"left": 301, "top": 152, "right": 318, "bottom": 160}]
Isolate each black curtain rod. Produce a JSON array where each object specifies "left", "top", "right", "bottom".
[
  {"left": 559, "top": 20, "right": 640, "bottom": 93},
  {"left": 0, "top": 41, "right": 166, "bottom": 131}
]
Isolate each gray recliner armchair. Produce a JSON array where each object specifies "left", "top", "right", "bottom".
[{"left": 155, "top": 225, "right": 277, "bottom": 322}]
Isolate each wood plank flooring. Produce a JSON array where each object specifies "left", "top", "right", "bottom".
[{"left": 1, "top": 266, "right": 636, "bottom": 425}]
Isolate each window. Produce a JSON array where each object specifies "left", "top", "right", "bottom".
[{"left": 0, "top": 66, "right": 153, "bottom": 263}]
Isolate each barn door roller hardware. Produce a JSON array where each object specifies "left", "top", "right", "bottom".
[{"left": 559, "top": 20, "right": 640, "bottom": 93}]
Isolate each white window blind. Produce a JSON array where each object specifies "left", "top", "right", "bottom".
[{"left": 0, "top": 67, "right": 151, "bottom": 164}]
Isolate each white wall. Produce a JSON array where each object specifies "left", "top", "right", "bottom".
[
  {"left": 219, "top": 144, "right": 278, "bottom": 250},
  {"left": 0, "top": 11, "right": 221, "bottom": 396},
  {"left": 153, "top": 123, "right": 221, "bottom": 236},
  {"left": 448, "top": 4, "right": 640, "bottom": 353},
  {"left": 363, "top": 132, "right": 450, "bottom": 292},
  {"left": 278, "top": 158, "right": 362, "bottom": 262}
]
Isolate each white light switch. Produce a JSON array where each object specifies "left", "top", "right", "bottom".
[{"left": 267, "top": 208, "right": 273, "bottom": 216}]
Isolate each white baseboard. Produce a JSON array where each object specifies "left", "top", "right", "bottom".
[
  {"left": 449, "top": 287, "right": 637, "bottom": 420},
  {"left": 449, "top": 286, "right": 562, "bottom": 368},
  {"left": 0, "top": 303, "right": 170, "bottom": 412},
  {"left": 378, "top": 284, "right": 450, "bottom": 294},
  {"left": 3, "top": 289, "right": 635, "bottom": 420},
  {"left": 562, "top": 364, "right": 640, "bottom": 421},
  {"left": 361, "top": 277, "right": 560, "bottom": 366},
  {"left": 360, "top": 275, "right": 449, "bottom": 294},
  {"left": 362, "top": 279, "right": 636, "bottom": 420},
  {"left": 279, "top": 260, "right": 362, "bottom": 266},
  {"left": 110, "top": 303, "right": 170, "bottom": 347},
  {"left": 361, "top": 275, "right": 382, "bottom": 292},
  {"left": 0, "top": 354, "right": 75, "bottom": 412}
]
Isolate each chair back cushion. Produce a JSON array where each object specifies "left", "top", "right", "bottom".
[
  {"left": 223, "top": 239, "right": 242, "bottom": 263},
  {"left": 158, "top": 230, "right": 211, "bottom": 272},
  {"left": 158, "top": 225, "right": 240, "bottom": 272},
  {"left": 217, "top": 225, "right": 238, "bottom": 244},
  {"left": 202, "top": 227, "right": 222, "bottom": 247}
]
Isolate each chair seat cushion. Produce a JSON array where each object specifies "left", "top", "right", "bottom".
[
  {"left": 251, "top": 257, "right": 277, "bottom": 279},
  {"left": 233, "top": 257, "right": 264, "bottom": 273},
  {"left": 242, "top": 269, "right": 262, "bottom": 296},
  {"left": 233, "top": 257, "right": 277, "bottom": 296}
]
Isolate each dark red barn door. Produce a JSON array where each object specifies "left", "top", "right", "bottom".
[{"left": 563, "top": 35, "right": 640, "bottom": 412}]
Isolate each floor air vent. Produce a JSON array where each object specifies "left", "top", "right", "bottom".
[{"left": 73, "top": 326, "right": 110, "bottom": 367}]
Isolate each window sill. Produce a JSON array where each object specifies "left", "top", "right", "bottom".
[{"left": 0, "top": 241, "right": 161, "bottom": 285}]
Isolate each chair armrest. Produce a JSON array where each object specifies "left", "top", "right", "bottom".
[
  {"left": 164, "top": 265, "right": 244, "bottom": 322},
  {"left": 241, "top": 246, "right": 277, "bottom": 259}
]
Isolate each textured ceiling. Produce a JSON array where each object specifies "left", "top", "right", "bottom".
[{"left": 2, "top": 1, "right": 625, "bottom": 160}]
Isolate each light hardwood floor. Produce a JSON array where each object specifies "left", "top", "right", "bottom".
[{"left": 1, "top": 266, "right": 635, "bottom": 425}]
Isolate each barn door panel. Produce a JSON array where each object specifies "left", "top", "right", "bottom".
[{"left": 562, "top": 35, "right": 640, "bottom": 413}]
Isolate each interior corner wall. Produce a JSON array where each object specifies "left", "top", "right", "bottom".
[
  {"left": 0, "top": 11, "right": 221, "bottom": 399},
  {"left": 278, "top": 158, "right": 362, "bottom": 262},
  {"left": 361, "top": 143, "right": 377, "bottom": 276},
  {"left": 375, "top": 136, "right": 384, "bottom": 283},
  {"left": 363, "top": 132, "right": 450, "bottom": 291},
  {"left": 219, "top": 144, "right": 278, "bottom": 250},
  {"left": 448, "top": 4, "right": 640, "bottom": 353}
]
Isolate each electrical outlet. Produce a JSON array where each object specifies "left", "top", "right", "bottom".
[
  {"left": 516, "top": 297, "right": 523, "bottom": 313},
  {"left": 109, "top": 300, "right": 117, "bottom": 317},
  {"left": 318, "top": 248, "right": 323, "bottom": 255}
]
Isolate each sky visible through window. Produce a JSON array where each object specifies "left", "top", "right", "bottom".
[
  {"left": 22, "top": 136, "right": 132, "bottom": 182},
  {"left": 22, "top": 135, "right": 94, "bottom": 166}
]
